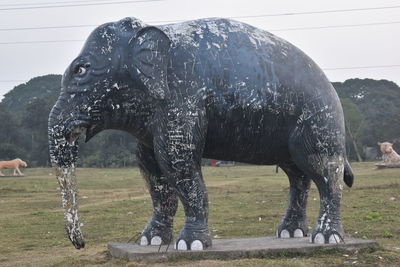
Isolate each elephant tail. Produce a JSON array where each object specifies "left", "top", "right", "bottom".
[{"left": 343, "top": 159, "right": 354, "bottom": 188}]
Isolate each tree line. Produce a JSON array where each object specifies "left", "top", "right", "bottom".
[
  {"left": 333, "top": 79, "right": 400, "bottom": 161},
  {"left": 0, "top": 75, "right": 399, "bottom": 167}
]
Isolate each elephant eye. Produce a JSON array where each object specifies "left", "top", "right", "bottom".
[
  {"left": 77, "top": 67, "right": 86, "bottom": 76},
  {"left": 74, "top": 63, "right": 90, "bottom": 76}
]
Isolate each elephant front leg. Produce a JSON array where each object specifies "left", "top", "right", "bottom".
[
  {"left": 277, "top": 163, "right": 310, "bottom": 238},
  {"left": 137, "top": 143, "right": 178, "bottom": 246},
  {"left": 154, "top": 105, "right": 211, "bottom": 250},
  {"left": 159, "top": 165, "right": 211, "bottom": 251},
  {"left": 172, "top": 169, "right": 211, "bottom": 251}
]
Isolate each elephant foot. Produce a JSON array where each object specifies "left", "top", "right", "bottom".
[
  {"left": 277, "top": 217, "right": 308, "bottom": 238},
  {"left": 311, "top": 231, "right": 344, "bottom": 244},
  {"left": 310, "top": 214, "right": 344, "bottom": 244},
  {"left": 139, "top": 220, "right": 173, "bottom": 246},
  {"left": 174, "top": 225, "right": 211, "bottom": 251}
]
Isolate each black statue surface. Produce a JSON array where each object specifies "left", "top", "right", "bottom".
[{"left": 48, "top": 17, "right": 354, "bottom": 251}]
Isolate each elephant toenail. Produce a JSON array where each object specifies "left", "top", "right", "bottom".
[
  {"left": 150, "top": 236, "right": 162, "bottom": 245},
  {"left": 280, "top": 229, "right": 290, "bottom": 238},
  {"left": 329, "top": 234, "right": 342, "bottom": 244},
  {"left": 294, "top": 229, "right": 304, "bottom": 237},
  {"left": 177, "top": 240, "right": 188, "bottom": 250},
  {"left": 314, "top": 233, "right": 325, "bottom": 244},
  {"left": 140, "top": 236, "right": 148, "bottom": 246},
  {"left": 190, "top": 240, "right": 204, "bottom": 250}
]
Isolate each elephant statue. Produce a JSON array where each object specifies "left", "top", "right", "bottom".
[{"left": 48, "top": 17, "right": 354, "bottom": 251}]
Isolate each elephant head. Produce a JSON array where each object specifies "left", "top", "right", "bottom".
[{"left": 48, "top": 17, "right": 171, "bottom": 249}]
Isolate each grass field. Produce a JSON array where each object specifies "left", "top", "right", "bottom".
[{"left": 0, "top": 162, "right": 399, "bottom": 266}]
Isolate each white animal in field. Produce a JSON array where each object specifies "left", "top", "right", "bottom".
[
  {"left": 0, "top": 158, "right": 28, "bottom": 176},
  {"left": 376, "top": 142, "right": 400, "bottom": 167}
]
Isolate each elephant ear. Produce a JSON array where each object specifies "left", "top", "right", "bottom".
[{"left": 130, "top": 26, "right": 171, "bottom": 100}]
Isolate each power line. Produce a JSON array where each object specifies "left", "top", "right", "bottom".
[
  {"left": 0, "top": 40, "right": 84, "bottom": 45},
  {"left": 0, "top": 1, "right": 399, "bottom": 12},
  {"left": 1, "top": 19, "right": 400, "bottom": 44},
  {"left": 272, "top": 20, "right": 400, "bottom": 31},
  {"left": 0, "top": 0, "right": 120, "bottom": 7},
  {"left": 0, "top": 0, "right": 165, "bottom": 11},
  {"left": 230, "top": 5, "right": 400, "bottom": 18},
  {"left": 0, "top": 80, "right": 28, "bottom": 83},
  {"left": 0, "top": 24, "right": 97, "bottom": 32},
  {"left": 2, "top": 20, "right": 398, "bottom": 32},
  {"left": 323, "top": 64, "right": 400, "bottom": 71},
  {"left": 2, "top": 4, "right": 400, "bottom": 31},
  {"left": 0, "top": 2, "right": 399, "bottom": 12}
]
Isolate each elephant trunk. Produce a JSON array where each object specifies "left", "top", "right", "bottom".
[{"left": 48, "top": 92, "right": 85, "bottom": 249}]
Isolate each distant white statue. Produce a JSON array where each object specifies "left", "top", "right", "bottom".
[
  {"left": 0, "top": 158, "right": 28, "bottom": 176},
  {"left": 375, "top": 142, "right": 400, "bottom": 168}
]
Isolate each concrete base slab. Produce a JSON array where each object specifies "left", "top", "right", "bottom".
[{"left": 108, "top": 236, "right": 378, "bottom": 262}]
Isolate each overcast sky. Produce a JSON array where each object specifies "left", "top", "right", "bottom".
[{"left": 0, "top": 0, "right": 399, "bottom": 100}]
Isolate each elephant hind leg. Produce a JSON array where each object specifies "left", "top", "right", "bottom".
[
  {"left": 288, "top": 124, "right": 346, "bottom": 244},
  {"left": 277, "top": 162, "right": 310, "bottom": 238}
]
